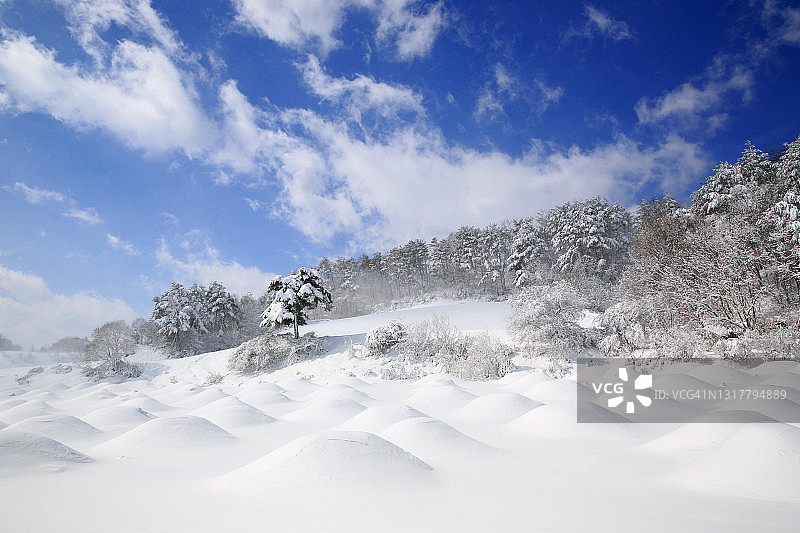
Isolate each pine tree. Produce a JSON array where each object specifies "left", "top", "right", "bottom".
[{"left": 261, "top": 268, "right": 333, "bottom": 338}]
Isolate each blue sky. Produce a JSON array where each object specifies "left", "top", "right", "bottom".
[{"left": 1, "top": 0, "right": 799, "bottom": 347}]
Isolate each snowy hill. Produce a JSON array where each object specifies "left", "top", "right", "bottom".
[{"left": 1, "top": 300, "right": 799, "bottom": 532}]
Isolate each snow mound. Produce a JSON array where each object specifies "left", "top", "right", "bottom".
[
  {"left": 237, "top": 390, "right": 301, "bottom": 413},
  {"left": 0, "top": 430, "right": 94, "bottom": 474},
  {"left": 221, "top": 430, "right": 433, "bottom": 491},
  {"left": 115, "top": 393, "right": 175, "bottom": 413},
  {"left": 498, "top": 371, "right": 553, "bottom": 392},
  {"left": 275, "top": 377, "right": 320, "bottom": 397},
  {"left": 639, "top": 423, "right": 742, "bottom": 453},
  {"left": 508, "top": 404, "right": 629, "bottom": 438},
  {"left": 176, "top": 388, "right": 230, "bottom": 409},
  {"left": 337, "top": 404, "right": 429, "bottom": 433},
  {"left": 303, "top": 383, "right": 375, "bottom": 404},
  {"left": 699, "top": 398, "right": 800, "bottom": 422},
  {"left": 666, "top": 424, "right": 800, "bottom": 502},
  {"left": 758, "top": 371, "right": 800, "bottom": 390},
  {"left": 81, "top": 406, "right": 156, "bottom": 433},
  {"left": 18, "top": 390, "right": 63, "bottom": 402},
  {"left": 405, "top": 384, "right": 477, "bottom": 416},
  {"left": 522, "top": 378, "right": 577, "bottom": 405},
  {"left": 0, "top": 397, "right": 27, "bottom": 412},
  {"left": 749, "top": 361, "right": 800, "bottom": 377},
  {"left": 0, "top": 400, "right": 60, "bottom": 424},
  {"left": 283, "top": 398, "right": 366, "bottom": 425},
  {"left": 686, "top": 364, "right": 758, "bottom": 386},
  {"left": 450, "top": 393, "right": 541, "bottom": 424},
  {"left": 5, "top": 414, "right": 102, "bottom": 444},
  {"left": 190, "top": 397, "right": 275, "bottom": 429},
  {"left": 380, "top": 417, "right": 494, "bottom": 462},
  {"left": 97, "top": 415, "right": 234, "bottom": 451}
]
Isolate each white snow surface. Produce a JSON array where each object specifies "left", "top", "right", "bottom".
[{"left": 1, "top": 300, "right": 799, "bottom": 532}]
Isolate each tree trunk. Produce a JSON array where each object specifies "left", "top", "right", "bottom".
[{"left": 293, "top": 314, "right": 299, "bottom": 339}]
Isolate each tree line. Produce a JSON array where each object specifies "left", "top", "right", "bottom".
[{"left": 8, "top": 133, "right": 797, "bottom": 369}]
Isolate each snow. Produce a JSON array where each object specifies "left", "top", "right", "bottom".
[{"left": 1, "top": 299, "right": 799, "bottom": 531}]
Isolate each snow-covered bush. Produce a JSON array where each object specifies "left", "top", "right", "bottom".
[
  {"left": 399, "top": 314, "right": 469, "bottom": 362},
  {"left": 395, "top": 315, "right": 514, "bottom": 380},
  {"left": 365, "top": 321, "right": 406, "bottom": 355},
  {"left": 711, "top": 328, "right": 800, "bottom": 360},
  {"left": 203, "top": 371, "right": 224, "bottom": 386},
  {"left": 649, "top": 326, "right": 702, "bottom": 359},
  {"left": 228, "top": 333, "right": 323, "bottom": 374},
  {"left": 82, "top": 320, "right": 140, "bottom": 379},
  {"left": 15, "top": 366, "right": 44, "bottom": 385},
  {"left": 599, "top": 299, "right": 660, "bottom": 355},
  {"left": 507, "top": 282, "right": 594, "bottom": 358},
  {"left": 82, "top": 359, "right": 142, "bottom": 380},
  {"left": 444, "top": 331, "right": 514, "bottom": 380}
]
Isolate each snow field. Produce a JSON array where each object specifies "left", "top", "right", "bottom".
[{"left": 1, "top": 301, "right": 799, "bottom": 532}]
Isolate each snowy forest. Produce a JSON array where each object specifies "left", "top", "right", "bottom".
[{"left": 9, "top": 134, "right": 800, "bottom": 368}]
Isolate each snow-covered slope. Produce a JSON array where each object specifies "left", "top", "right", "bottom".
[{"left": 1, "top": 300, "right": 799, "bottom": 532}]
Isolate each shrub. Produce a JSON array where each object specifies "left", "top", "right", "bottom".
[
  {"left": 507, "top": 282, "right": 594, "bottom": 358},
  {"left": 365, "top": 321, "right": 406, "bottom": 355},
  {"left": 82, "top": 360, "right": 142, "bottom": 380},
  {"left": 16, "top": 366, "right": 44, "bottom": 385},
  {"left": 395, "top": 315, "right": 514, "bottom": 380},
  {"left": 203, "top": 371, "right": 224, "bottom": 386},
  {"left": 229, "top": 333, "right": 323, "bottom": 374},
  {"left": 599, "top": 299, "right": 660, "bottom": 355},
  {"left": 82, "top": 320, "right": 137, "bottom": 378}
]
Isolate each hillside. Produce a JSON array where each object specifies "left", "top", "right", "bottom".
[{"left": 1, "top": 300, "right": 799, "bottom": 532}]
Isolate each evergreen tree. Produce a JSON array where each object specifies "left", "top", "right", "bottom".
[{"left": 261, "top": 268, "right": 333, "bottom": 339}]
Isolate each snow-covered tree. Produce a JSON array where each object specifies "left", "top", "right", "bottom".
[
  {"left": 541, "top": 197, "right": 633, "bottom": 281},
  {"left": 0, "top": 333, "right": 22, "bottom": 351},
  {"left": 507, "top": 217, "right": 549, "bottom": 287},
  {"left": 204, "top": 281, "right": 240, "bottom": 336},
  {"left": 83, "top": 320, "right": 137, "bottom": 377},
  {"left": 261, "top": 268, "right": 333, "bottom": 339},
  {"left": 152, "top": 282, "right": 195, "bottom": 352},
  {"left": 151, "top": 281, "right": 240, "bottom": 354}
]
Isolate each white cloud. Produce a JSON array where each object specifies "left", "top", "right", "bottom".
[
  {"left": 0, "top": 33, "right": 214, "bottom": 157},
  {"left": 0, "top": 265, "right": 137, "bottom": 348},
  {"left": 376, "top": 0, "right": 447, "bottom": 60},
  {"left": 635, "top": 63, "right": 754, "bottom": 128},
  {"left": 232, "top": 0, "right": 357, "bottom": 55},
  {"left": 474, "top": 89, "right": 504, "bottom": 122},
  {"left": 763, "top": 0, "right": 800, "bottom": 45},
  {"left": 244, "top": 197, "right": 268, "bottom": 212},
  {"left": 106, "top": 234, "right": 140, "bottom": 256},
  {"left": 6, "top": 182, "right": 66, "bottom": 204},
  {"left": 535, "top": 79, "right": 564, "bottom": 112},
  {"left": 54, "top": 0, "right": 185, "bottom": 63},
  {"left": 584, "top": 5, "right": 633, "bottom": 41},
  {"left": 260, "top": 108, "right": 709, "bottom": 249},
  {"left": 232, "top": 0, "right": 447, "bottom": 60},
  {"left": 474, "top": 63, "right": 562, "bottom": 122},
  {"left": 6, "top": 180, "right": 105, "bottom": 226},
  {"left": 156, "top": 233, "right": 275, "bottom": 296},
  {"left": 62, "top": 206, "right": 103, "bottom": 225},
  {"left": 562, "top": 5, "right": 634, "bottom": 44},
  {"left": 299, "top": 55, "right": 424, "bottom": 122}
]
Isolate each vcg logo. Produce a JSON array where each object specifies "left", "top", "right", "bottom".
[{"left": 591, "top": 367, "right": 653, "bottom": 414}]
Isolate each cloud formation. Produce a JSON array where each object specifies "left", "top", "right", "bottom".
[
  {"left": 233, "top": 0, "right": 447, "bottom": 60},
  {"left": 562, "top": 5, "right": 634, "bottom": 43},
  {"left": 156, "top": 232, "right": 275, "bottom": 296},
  {"left": 6, "top": 181, "right": 104, "bottom": 226},
  {"left": 0, "top": 34, "right": 213, "bottom": 157},
  {"left": 0, "top": 265, "right": 137, "bottom": 348},
  {"left": 106, "top": 234, "right": 140, "bottom": 256}
]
